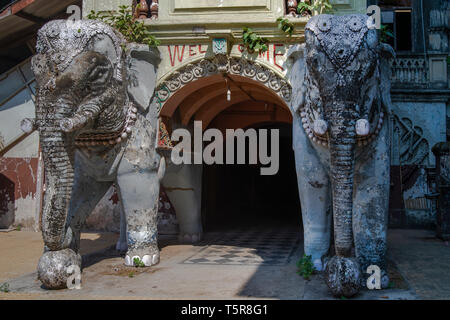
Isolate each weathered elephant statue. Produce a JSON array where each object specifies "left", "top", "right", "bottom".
[
  {"left": 288, "top": 14, "right": 394, "bottom": 297},
  {"left": 24, "top": 19, "right": 164, "bottom": 289}
]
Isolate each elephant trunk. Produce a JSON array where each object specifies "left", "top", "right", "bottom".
[
  {"left": 39, "top": 107, "right": 75, "bottom": 251},
  {"left": 328, "top": 103, "right": 357, "bottom": 257}
]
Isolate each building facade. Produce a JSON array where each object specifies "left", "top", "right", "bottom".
[{"left": 0, "top": 0, "right": 448, "bottom": 236}]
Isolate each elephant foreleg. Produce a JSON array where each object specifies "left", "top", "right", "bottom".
[
  {"left": 37, "top": 164, "right": 112, "bottom": 289},
  {"left": 116, "top": 163, "right": 161, "bottom": 266},
  {"left": 293, "top": 114, "right": 332, "bottom": 271},
  {"left": 353, "top": 123, "right": 390, "bottom": 288}
]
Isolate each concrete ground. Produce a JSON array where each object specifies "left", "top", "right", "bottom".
[{"left": 0, "top": 228, "right": 448, "bottom": 300}]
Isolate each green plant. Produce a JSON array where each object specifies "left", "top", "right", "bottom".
[
  {"left": 128, "top": 272, "right": 135, "bottom": 278},
  {"left": 296, "top": 254, "right": 316, "bottom": 280},
  {"left": 133, "top": 257, "right": 146, "bottom": 268},
  {"left": 87, "top": 5, "right": 160, "bottom": 47},
  {"left": 242, "top": 27, "right": 269, "bottom": 54},
  {"left": 297, "top": 1, "right": 314, "bottom": 15},
  {"left": 277, "top": 17, "right": 295, "bottom": 36},
  {"left": 380, "top": 24, "right": 394, "bottom": 44},
  {"left": 0, "top": 283, "right": 10, "bottom": 293},
  {"left": 297, "top": 0, "right": 333, "bottom": 15},
  {"left": 15, "top": 224, "right": 22, "bottom": 231}
]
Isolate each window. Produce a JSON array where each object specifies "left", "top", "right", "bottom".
[{"left": 379, "top": 1, "right": 413, "bottom": 52}]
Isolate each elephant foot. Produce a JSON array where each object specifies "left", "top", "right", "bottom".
[
  {"left": 125, "top": 245, "right": 160, "bottom": 267},
  {"left": 37, "top": 248, "right": 82, "bottom": 290},
  {"left": 178, "top": 232, "right": 203, "bottom": 244},
  {"left": 325, "top": 256, "right": 361, "bottom": 298},
  {"left": 364, "top": 268, "right": 390, "bottom": 289}
]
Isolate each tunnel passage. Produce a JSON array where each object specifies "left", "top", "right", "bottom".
[{"left": 201, "top": 122, "right": 302, "bottom": 232}]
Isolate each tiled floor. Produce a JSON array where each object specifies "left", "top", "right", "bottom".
[{"left": 183, "top": 228, "right": 301, "bottom": 266}]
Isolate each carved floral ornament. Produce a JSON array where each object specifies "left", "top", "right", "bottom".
[{"left": 153, "top": 56, "right": 293, "bottom": 114}]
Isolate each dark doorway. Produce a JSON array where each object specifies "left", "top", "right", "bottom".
[{"left": 201, "top": 123, "right": 301, "bottom": 232}]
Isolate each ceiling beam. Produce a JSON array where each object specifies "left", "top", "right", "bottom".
[{"left": 15, "top": 10, "right": 46, "bottom": 24}]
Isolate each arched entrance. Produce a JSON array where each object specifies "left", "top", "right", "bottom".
[
  {"left": 156, "top": 56, "right": 300, "bottom": 239},
  {"left": 202, "top": 121, "right": 301, "bottom": 232}
]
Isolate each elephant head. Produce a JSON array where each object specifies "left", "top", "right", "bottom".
[
  {"left": 289, "top": 14, "right": 394, "bottom": 296},
  {"left": 29, "top": 19, "right": 159, "bottom": 253}
]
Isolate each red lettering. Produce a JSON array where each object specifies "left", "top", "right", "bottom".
[
  {"left": 168, "top": 45, "right": 186, "bottom": 67},
  {"left": 259, "top": 48, "right": 270, "bottom": 61},
  {"left": 199, "top": 45, "right": 207, "bottom": 54},
  {"left": 189, "top": 45, "right": 197, "bottom": 57},
  {"left": 273, "top": 44, "right": 285, "bottom": 71}
]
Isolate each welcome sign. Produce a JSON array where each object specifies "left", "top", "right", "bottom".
[{"left": 157, "top": 42, "right": 290, "bottom": 81}]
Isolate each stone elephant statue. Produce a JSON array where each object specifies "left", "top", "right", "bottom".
[
  {"left": 24, "top": 20, "right": 165, "bottom": 289},
  {"left": 287, "top": 14, "right": 395, "bottom": 297}
]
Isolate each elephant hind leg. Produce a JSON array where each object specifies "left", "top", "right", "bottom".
[{"left": 66, "top": 174, "right": 113, "bottom": 253}]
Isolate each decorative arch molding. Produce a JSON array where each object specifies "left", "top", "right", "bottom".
[{"left": 154, "top": 55, "right": 293, "bottom": 116}]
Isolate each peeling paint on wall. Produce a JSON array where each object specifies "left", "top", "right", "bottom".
[{"left": 0, "top": 157, "right": 39, "bottom": 229}]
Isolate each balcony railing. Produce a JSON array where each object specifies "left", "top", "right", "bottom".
[{"left": 390, "top": 55, "right": 429, "bottom": 88}]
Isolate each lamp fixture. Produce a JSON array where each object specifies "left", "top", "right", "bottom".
[{"left": 225, "top": 78, "right": 231, "bottom": 101}]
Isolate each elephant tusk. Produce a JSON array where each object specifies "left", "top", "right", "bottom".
[
  {"left": 59, "top": 109, "right": 98, "bottom": 133},
  {"left": 355, "top": 119, "right": 370, "bottom": 136}
]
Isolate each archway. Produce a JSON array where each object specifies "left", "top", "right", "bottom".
[
  {"left": 155, "top": 55, "right": 292, "bottom": 119},
  {"left": 156, "top": 56, "right": 300, "bottom": 238},
  {"left": 202, "top": 121, "right": 301, "bottom": 232}
]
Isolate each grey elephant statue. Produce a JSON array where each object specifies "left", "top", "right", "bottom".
[
  {"left": 288, "top": 14, "right": 394, "bottom": 297},
  {"left": 23, "top": 19, "right": 164, "bottom": 289}
]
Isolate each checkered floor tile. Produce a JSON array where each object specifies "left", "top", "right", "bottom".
[{"left": 182, "top": 229, "right": 301, "bottom": 266}]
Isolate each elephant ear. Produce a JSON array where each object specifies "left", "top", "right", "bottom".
[
  {"left": 378, "top": 43, "right": 395, "bottom": 114},
  {"left": 286, "top": 43, "right": 306, "bottom": 115},
  {"left": 127, "top": 44, "right": 161, "bottom": 112}
]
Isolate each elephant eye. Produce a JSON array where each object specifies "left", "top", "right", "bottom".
[{"left": 88, "top": 65, "right": 111, "bottom": 85}]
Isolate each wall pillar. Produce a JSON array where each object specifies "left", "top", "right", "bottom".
[{"left": 163, "top": 162, "right": 203, "bottom": 243}]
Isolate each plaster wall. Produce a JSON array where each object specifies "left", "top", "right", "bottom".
[
  {"left": 391, "top": 101, "right": 447, "bottom": 167},
  {"left": 0, "top": 156, "right": 40, "bottom": 230}
]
